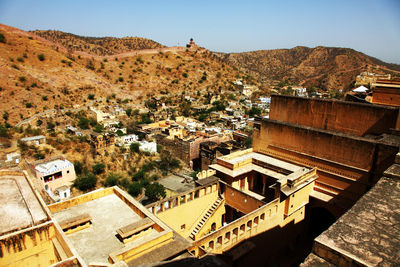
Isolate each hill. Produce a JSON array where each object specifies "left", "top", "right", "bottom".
[
  {"left": 214, "top": 46, "right": 400, "bottom": 90},
  {"left": 31, "top": 30, "right": 164, "bottom": 56},
  {"left": 0, "top": 24, "right": 243, "bottom": 125}
]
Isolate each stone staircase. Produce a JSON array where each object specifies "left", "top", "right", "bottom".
[{"left": 189, "top": 197, "right": 223, "bottom": 240}]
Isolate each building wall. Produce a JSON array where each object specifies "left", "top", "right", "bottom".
[
  {"left": 156, "top": 189, "right": 220, "bottom": 238},
  {"left": 253, "top": 119, "right": 397, "bottom": 211},
  {"left": 189, "top": 181, "right": 315, "bottom": 256},
  {"left": 270, "top": 95, "right": 398, "bottom": 136},
  {"left": 0, "top": 224, "right": 60, "bottom": 267},
  {"left": 37, "top": 164, "right": 76, "bottom": 192}
]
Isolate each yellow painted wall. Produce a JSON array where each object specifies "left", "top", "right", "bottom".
[
  {"left": 156, "top": 190, "right": 219, "bottom": 238},
  {"left": 0, "top": 224, "right": 60, "bottom": 267},
  {"left": 196, "top": 200, "right": 226, "bottom": 239}
]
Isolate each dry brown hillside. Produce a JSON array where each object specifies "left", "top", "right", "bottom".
[
  {"left": 215, "top": 46, "right": 400, "bottom": 90},
  {"left": 0, "top": 24, "right": 243, "bottom": 125},
  {"left": 32, "top": 30, "right": 164, "bottom": 56}
]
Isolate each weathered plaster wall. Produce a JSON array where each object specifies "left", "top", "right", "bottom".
[{"left": 270, "top": 95, "right": 398, "bottom": 136}]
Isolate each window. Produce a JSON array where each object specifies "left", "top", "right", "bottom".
[{"left": 67, "top": 170, "right": 70, "bottom": 174}]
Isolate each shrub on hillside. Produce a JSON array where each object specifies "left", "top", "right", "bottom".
[
  {"left": 145, "top": 183, "right": 166, "bottom": 201},
  {"left": 73, "top": 173, "right": 97, "bottom": 191},
  {"left": 0, "top": 33, "right": 6, "bottom": 43},
  {"left": 37, "top": 54, "right": 45, "bottom": 61},
  {"left": 128, "top": 182, "right": 143, "bottom": 197},
  {"left": 92, "top": 162, "right": 105, "bottom": 175}
]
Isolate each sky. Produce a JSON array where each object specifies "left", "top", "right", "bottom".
[{"left": 0, "top": 0, "right": 399, "bottom": 64}]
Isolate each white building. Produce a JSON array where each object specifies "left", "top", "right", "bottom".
[{"left": 138, "top": 141, "right": 157, "bottom": 154}]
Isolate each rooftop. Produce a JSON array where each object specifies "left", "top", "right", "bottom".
[
  {"left": 20, "top": 135, "right": 46, "bottom": 142},
  {"left": 159, "top": 174, "right": 196, "bottom": 193},
  {"left": 49, "top": 187, "right": 189, "bottom": 266},
  {"left": 35, "top": 159, "right": 73, "bottom": 175},
  {"left": 210, "top": 149, "right": 305, "bottom": 179},
  {"left": 309, "top": 164, "right": 400, "bottom": 266},
  {"left": 52, "top": 193, "right": 145, "bottom": 265},
  {"left": 0, "top": 172, "right": 48, "bottom": 235}
]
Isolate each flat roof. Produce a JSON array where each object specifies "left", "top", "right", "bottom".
[
  {"left": 35, "top": 159, "right": 73, "bottom": 176},
  {"left": 0, "top": 173, "right": 48, "bottom": 235},
  {"left": 52, "top": 193, "right": 148, "bottom": 265},
  {"left": 159, "top": 175, "right": 196, "bottom": 193},
  {"left": 211, "top": 150, "right": 305, "bottom": 179},
  {"left": 20, "top": 135, "right": 45, "bottom": 142},
  {"left": 313, "top": 168, "right": 400, "bottom": 266}
]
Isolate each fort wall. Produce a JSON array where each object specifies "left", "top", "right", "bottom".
[
  {"left": 253, "top": 119, "right": 397, "bottom": 211},
  {"left": 270, "top": 95, "right": 398, "bottom": 136}
]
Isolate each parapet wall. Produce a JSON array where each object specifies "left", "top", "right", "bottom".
[
  {"left": 270, "top": 95, "right": 398, "bottom": 136},
  {"left": 254, "top": 119, "right": 377, "bottom": 171},
  {"left": 253, "top": 119, "right": 397, "bottom": 211}
]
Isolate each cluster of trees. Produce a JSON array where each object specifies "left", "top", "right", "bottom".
[
  {"left": 72, "top": 161, "right": 105, "bottom": 191},
  {"left": 72, "top": 150, "right": 181, "bottom": 202}
]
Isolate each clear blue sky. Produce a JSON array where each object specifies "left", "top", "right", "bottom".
[{"left": 1, "top": 0, "right": 399, "bottom": 63}]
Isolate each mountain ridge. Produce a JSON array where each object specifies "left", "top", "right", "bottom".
[{"left": 214, "top": 45, "right": 400, "bottom": 90}]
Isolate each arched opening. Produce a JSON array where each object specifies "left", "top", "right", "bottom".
[{"left": 211, "top": 222, "right": 216, "bottom": 231}]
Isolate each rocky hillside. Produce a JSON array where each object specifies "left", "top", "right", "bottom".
[
  {"left": 215, "top": 46, "right": 400, "bottom": 90},
  {"left": 0, "top": 24, "right": 242, "bottom": 125},
  {"left": 31, "top": 30, "right": 164, "bottom": 56}
]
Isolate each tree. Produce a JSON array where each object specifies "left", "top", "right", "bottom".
[
  {"left": 78, "top": 117, "right": 90, "bottom": 129},
  {"left": 0, "top": 124, "right": 10, "bottom": 138},
  {"left": 248, "top": 106, "right": 261, "bottom": 117},
  {"left": 145, "top": 183, "right": 166, "bottom": 201},
  {"left": 104, "top": 173, "right": 121, "bottom": 187},
  {"left": 73, "top": 173, "right": 97, "bottom": 191},
  {"left": 126, "top": 108, "right": 132, "bottom": 117},
  {"left": 92, "top": 162, "right": 105, "bottom": 175},
  {"left": 132, "top": 169, "right": 146, "bottom": 181},
  {"left": 74, "top": 161, "right": 84, "bottom": 175},
  {"left": 128, "top": 182, "right": 143, "bottom": 197},
  {"left": 130, "top": 142, "right": 140, "bottom": 153},
  {"left": 244, "top": 137, "right": 252, "bottom": 148},
  {"left": 37, "top": 54, "right": 45, "bottom": 61},
  {"left": 0, "top": 33, "right": 6, "bottom": 43}
]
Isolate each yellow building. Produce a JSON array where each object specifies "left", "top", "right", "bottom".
[
  {"left": 146, "top": 149, "right": 317, "bottom": 257},
  {"left": 0, "top": 170, "right": 83, "bottom": 267}
]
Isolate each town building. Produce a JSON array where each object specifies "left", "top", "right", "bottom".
[
  {"left": 31, "top": 157, "right": 76, "bottom": 200},
  {"left": 114, "top": 134, "right": 139, "bottom": 147},
  {"left": 0, "top": 170, "right": 83, "bottom": 266},
  {"left": 90, "top": 132, "right": 115, "bottom": 150},
  {"left": 19, "top": 135, "right": 46, "bottom": 146}
]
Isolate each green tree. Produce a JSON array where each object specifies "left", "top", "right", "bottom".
[
  {"left": 74, "top": 161, "right": 84, "bottom": 175},
  {"left": 132, "top": 169, "right": 146, "bottom": 181},
  {"left": 0, "top": 124, "right": 10, "bottom": 138},
  {"left": 78, "top": 117, "right": 90, "bottom": 129},
  {"left": 130, "top": 142, "right": 140, "bottom": 153},
  {"left": 92, "top": 162, "right": 105, "bottom": 175},
  {"left": 145, "top": 183, "right": 166, "bottom": 201},
  {"left": 128, "top": 182, "right": 143, "bottom": 197},
  {"left": 126, "top": 108, "right": 132, "bottom": 117},
  {"left": 104, "top": 173, "right": 121, "bottom": 187},
  {"left": 37, "top": 54, "right": 45, "bottom": 61},
  {"left": 73, "top": 173, "right": 97, "bottom": 191},
  {"left": 244, "top": 137, "right": 252, "bottom": 148},
  {"left": 0, "top": 33, "right": 6, "bottom": 43}
]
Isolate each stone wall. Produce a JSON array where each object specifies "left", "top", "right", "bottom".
[
  {"left": 253, "top": 119, "right": 398, "bottom": 212},
  {"left": 270, "top": 95, "right": 398, "bottom": 136}
]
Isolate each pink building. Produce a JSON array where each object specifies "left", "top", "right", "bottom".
[{"left": 34, "top": 158, "right": 76, "bottom": 200}]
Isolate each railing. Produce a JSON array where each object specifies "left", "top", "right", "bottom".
[
  {"left": 146, "top": 181, "right": 219, "bottom": 215},
  {"left": 189, "top": 197, "right": 225, "bottom": 241},
  {"left": 189, "top": 197, "right": 280, "bottom": 256}
]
